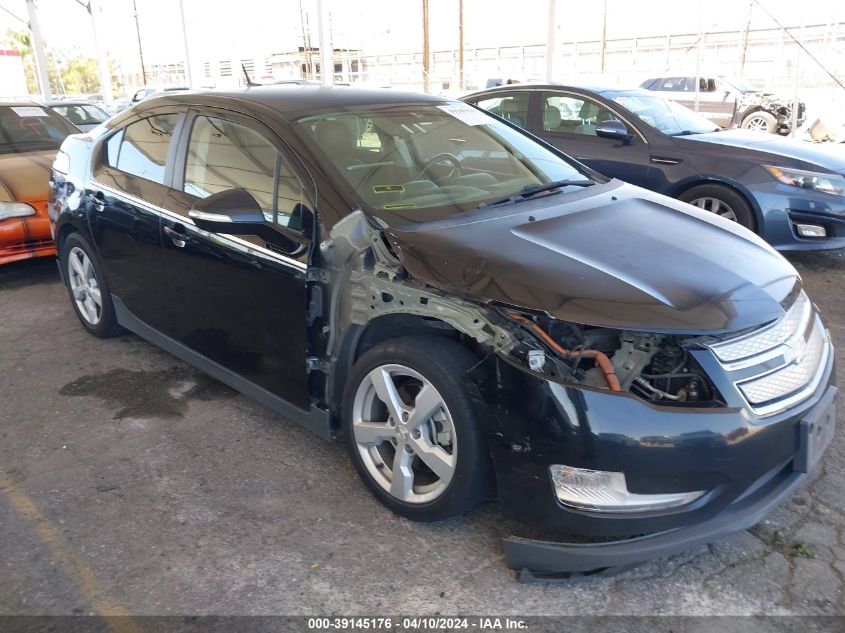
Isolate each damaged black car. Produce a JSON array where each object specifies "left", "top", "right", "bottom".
[{"left": 51, "top": 86, "right": 837, "bottom": 579}]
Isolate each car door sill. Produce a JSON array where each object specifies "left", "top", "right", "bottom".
[{"left": 112, "top": 295, "right": 333, "bottom": 441}]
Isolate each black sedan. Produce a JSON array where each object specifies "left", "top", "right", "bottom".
[
  {"left": 51, "top": 86, "right": 835, "bottom": 578},
  {"left": 462, "top": 84, "right": 845, "bottom": 251}
]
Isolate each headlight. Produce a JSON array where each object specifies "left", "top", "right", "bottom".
[
  {"left": 0, "top": 202, "right": 36, "bottom": 221},
  {"left": 764, "top": 165, "right": 845, "bottom": 197}
]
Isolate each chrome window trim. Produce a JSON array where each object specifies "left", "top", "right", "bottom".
[{"left": 90, "top": 179, "right": 307, "bottom": 272}]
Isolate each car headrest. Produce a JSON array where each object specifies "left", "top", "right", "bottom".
[{"left": 543, "top": 106, "right": 562, "bottom": 129}]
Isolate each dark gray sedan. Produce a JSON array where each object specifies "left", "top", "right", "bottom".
[{"left": 462, "top": 84, "right": 845, "bottom": 251}]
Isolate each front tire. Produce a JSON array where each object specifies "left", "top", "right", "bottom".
[
  {"left": 741, "top": 111, "right": 778, "bottom": 134},
  {"left": 679, "top": 184, "right": 757, "bottom": 232},
  {"left": 60, "top": 232, "right": 122, "bottom": 338},
  {"left": 342, "top": 335, "right": 493, "bottom": 522}
]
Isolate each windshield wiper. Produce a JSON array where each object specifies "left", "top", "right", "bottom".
[{"left": 478, "top": 179, "right": 595, "bottom": 208}]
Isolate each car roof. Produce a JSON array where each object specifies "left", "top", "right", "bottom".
[
  {"left": 0, "top": 100, "right": 40, "bottom": 107},
  {"left": 462, "top": 83, "right": 649, "bottom": 98},
  {"left": 137, "top": 85, "right": 450, "bottom": 115},
  {"left": 43, "top": 101, "right": 99, "bottom": 107}
]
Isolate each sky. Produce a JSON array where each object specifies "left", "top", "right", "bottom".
[{"left": 1, "top": 0, "right": 843, "bottom": 76}]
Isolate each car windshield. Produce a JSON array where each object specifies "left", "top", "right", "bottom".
[
  {"left": 719, "top": 76, "right": 755, "bottom": 93},
  {"left": 51, "top": 104, "right": 108, "bottom": 126},
  {"left": 294, "top": 102, "right": 596, "bottom": 224},
  {"left": 0, "top": 105, "right": 79, "bottom": 153},
  {"left": 606, "top": 92, "right": 720, "bottom": 135}
]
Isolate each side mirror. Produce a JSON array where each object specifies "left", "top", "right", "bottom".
[
  {"left": 188, "top": 188, "right": 306, "bottom": 255},
  {"left": 596, "top": 120, "right": 634, "bottom": 143}
]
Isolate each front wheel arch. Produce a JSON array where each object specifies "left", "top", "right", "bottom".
[{"left": 671, "top": 178, "right": 762, "bottom": 232}]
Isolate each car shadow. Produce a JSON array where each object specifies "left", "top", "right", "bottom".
[{"left": 0, "top": 257, "right": 61, "bottom": 290}]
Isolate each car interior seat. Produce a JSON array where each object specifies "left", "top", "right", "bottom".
[
  {"left": 499, "top": 99, "right": 527, "bottom": 128},
  {"left": 543, "top": 105, "right": 562, "bottom": 131}
]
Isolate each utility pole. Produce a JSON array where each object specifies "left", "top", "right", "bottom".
[
  {"left": 422, "top": 0, "right": 430, "bottom": 92},
  {"left": 599, "top": 0, "right": 607, "bottom": 73},
  {"left": 739, "top": 0, "right": 753, "bottom": 76},
  {"left": 545, "top": 0, "right": 556, "bottom": 82},
  {"left": 458, "top": 0, "right": 466, "bottom": 90},
  {"left": 132, "top": 0, "right": 147, "bottom": 84},
  {"left": 317, "top": 0, "right": 332, "bottom": 85},
  {"left": 791, "top": 17, "right": 805, "bottom": 138},
  {"left": 693, "top": 0, "right": 703, "bottom": 112},
  {"left": 178, "top": 0, "right": 193, "bottom": 88},
  {"left": 458, "top": 0, "right": 464, "bottom": 91},
  {"left": 25, "top": 0, "right": 50, "bottom": 99}
]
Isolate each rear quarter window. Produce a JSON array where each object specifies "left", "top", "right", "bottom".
[{"left": 112, "top": 114, "right": 178, "bottom": 185}]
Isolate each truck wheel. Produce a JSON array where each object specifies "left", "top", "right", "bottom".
[
  {"left": 342, "top": 335, "right": 493, "bottom": 522},
  {"left": 741, "top": 111, "right": 778, "bottom": 134}
]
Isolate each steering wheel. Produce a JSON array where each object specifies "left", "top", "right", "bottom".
[{"left": 413, "top": 153, "right": 461, "bottom": 182}]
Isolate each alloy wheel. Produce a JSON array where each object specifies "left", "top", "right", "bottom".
[
  {"left": 351, "top": 363, "right": 457, "bottom": 504},
  {"left": 689, "top": 196, "right": 738, "bottom": 222},
  {"left": 67, "top": 246, "right": 102, "bottom": 325},
  {"left": 744, "top": 115, "right": 771, "bottom": 133}
]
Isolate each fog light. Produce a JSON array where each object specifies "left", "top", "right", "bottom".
[
  {"left": 795, "top": 223, "right": 827, "bottom": 238},
  {"left": 549, "top": 465, "right": 705, "bottom": 513}
]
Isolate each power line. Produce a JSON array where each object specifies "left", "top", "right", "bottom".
[
  {"left": 0, "top": 3, "right": 27, "bottom": 25},
  {"left": 752, "top": 0, "right": 845, "bottom": 91}
]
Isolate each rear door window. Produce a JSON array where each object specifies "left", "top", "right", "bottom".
[{"left": 471, "top": 93, "right": 531, "bottom": 129}]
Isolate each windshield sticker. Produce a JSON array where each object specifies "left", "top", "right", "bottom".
[
  {"left": 11, "top": 106, "right": 50, "bottom": 118},
  {"left": 383, "top": 203, "right": 416, "bottom": 210},
  {"left": 373, "top": 185, "right": 405, "bottom": 194},
  {"left": 437, "top": 103, "right": 490, "bottom": 126}
]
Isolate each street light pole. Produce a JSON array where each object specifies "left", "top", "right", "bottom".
[
  {"left": 25, "top": 0, "right": 50, "bottom": 99},
  {"left": 86, "top": 0, "right": 113, "bottom": 107}
]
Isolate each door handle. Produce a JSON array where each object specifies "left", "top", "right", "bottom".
[
  {"left": 163, "top": 225, "right": 189, "bottom": 248},
  {"left": 88, "top": 191, "right": 105, "bottom": 212}
]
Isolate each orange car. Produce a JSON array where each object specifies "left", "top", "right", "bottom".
[{"left": 0, "top": 101, "right": 79, "bottom": 265}]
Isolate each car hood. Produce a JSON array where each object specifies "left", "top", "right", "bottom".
[
  {"left": 383, "top": 181, "right": 799, "bottom": 334},
  {"left": 680, "top": 129, "right": 845, "bottom": 172},
  {"left": 0, "top": 148, "right": 56, "bottom": 202}
]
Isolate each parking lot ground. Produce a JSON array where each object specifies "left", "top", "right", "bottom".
[{"left": 1, "top": 251, "right": 845, "bottom": 616}]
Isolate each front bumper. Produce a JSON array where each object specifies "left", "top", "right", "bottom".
[
  {"left": 467, "top": 331, "right": 836, "bottom": 578},
  {"left": 748, "top": 181, "right": 845, "bottom": 251},
  {"left": 504, "top": 384, "right": 836, "bottom": 579},
  {"left": 0, "top": 211, "right": 56, "bottom": 265}
]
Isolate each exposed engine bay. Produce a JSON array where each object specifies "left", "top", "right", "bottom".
[
  {"left": 326, "top": 210, "right": 724, "bottom": 408},
  {"left": 504, "top": 313, "right": 724, "bottom": 405}
]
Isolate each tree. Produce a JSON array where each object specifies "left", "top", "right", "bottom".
[{"left": 4, "top": 29, "right": 37, "bottom": 93}]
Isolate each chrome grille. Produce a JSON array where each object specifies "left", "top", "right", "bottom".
[
  {"left": 708, "top": 291, "right": 831, "bottom": 416},
  {"left": 710, "top": 291, "right": 811, "bottom": 365},
  {"left": 737, "top": 318, "right": 827, "bottom": 409}
]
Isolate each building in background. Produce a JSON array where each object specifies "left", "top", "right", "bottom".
[{"left": 0, "top": 49, "right": 27, "bottom": 96}]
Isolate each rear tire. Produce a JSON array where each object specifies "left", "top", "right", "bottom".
[
  {"left": 342, "top": 335, "right": 493, "bottom": 522},
  {"left": 60, "top": 232, "right": 122, "bottom": 338},
  {"left": 679, "top": 184, "right": 757, "bottom": 232},
  {"left": 741, "top": 111, "right": 778, "bottom": 134}
]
